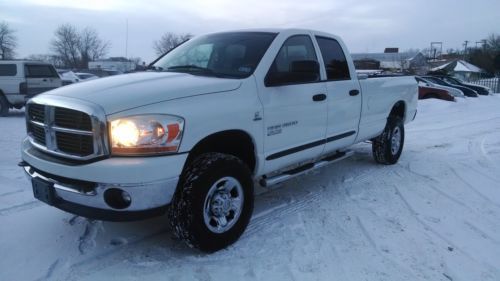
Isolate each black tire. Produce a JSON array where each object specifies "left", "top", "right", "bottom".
[
  {"left": 0, "top": 95, "right": 9, "bottom": 117},
  {"left": 372, "top": 117, "right": 404, "bottom": 165},
  {"left": 168, "top": 153, "right": 254, "bottom": 252}
]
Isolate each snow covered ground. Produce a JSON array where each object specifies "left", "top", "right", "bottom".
[{"left": 1, "top": 95, "right": 500, "bottom": 281}]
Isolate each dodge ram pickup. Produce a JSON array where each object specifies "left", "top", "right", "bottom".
[{"left": 20, "top": 29, "right": 417, "bottom": 252}]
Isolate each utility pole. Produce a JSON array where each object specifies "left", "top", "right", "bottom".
[
  {"left": 463, "top": 40, "right": 469, "bottom": 59},
  {"left": 125, "top": 19, "right": 129, "bottom": 59},
  {"left": 430, "top": 42, "right": 443, "bottom": 60}
]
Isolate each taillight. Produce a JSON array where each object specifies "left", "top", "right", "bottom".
[{"left": 19, "top": 82, "right": 28, "bottom": 95}]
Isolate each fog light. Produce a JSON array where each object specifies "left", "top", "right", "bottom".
[{"left": 104, "top": 188, "right": 132, "bottom": 209}]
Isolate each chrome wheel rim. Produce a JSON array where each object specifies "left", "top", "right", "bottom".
[
  {"left": 203, "top": 176, "right": 244, "bottom": 234},
  {"left": 391, "top": 127, "right": 401, "bottom": 155}
]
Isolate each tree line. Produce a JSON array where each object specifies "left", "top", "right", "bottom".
[
  {"left": 0, "top": 21, "right": 191, "bottom": 69},
  {"left": 1, "top": 20, "right": 499, "bottom": 75}
]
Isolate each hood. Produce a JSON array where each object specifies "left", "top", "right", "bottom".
[{"left": 42, "top": 72, "right": 242, "bottom": 114}]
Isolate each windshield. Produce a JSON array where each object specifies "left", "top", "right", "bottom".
[
  {"left": 445, "top": 77, "right": 463, "bottom": 84},
  {"left": 425, "top": 77, "right": 447, "bottom": 86},
  {"left": 152, "top": 32, "right": 277, "bottom": 79}
]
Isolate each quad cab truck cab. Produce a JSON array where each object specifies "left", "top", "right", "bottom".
[
  {"left": 20, "top": 29, "right": 417, "bottom": 252},
  {"left": 0, "top": 61, "right": 62, "bottom": 116}
]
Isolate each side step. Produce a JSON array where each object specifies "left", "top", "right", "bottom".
[{"left": 259, "top": 150, "right": 354, "bottom": 187}]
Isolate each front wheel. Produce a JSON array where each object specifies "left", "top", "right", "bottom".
[
  {"left": 168, "top": 153, "right": 254, "bottom": 252},
  {"left": 372, "top": 117, "right": 405, "bottom": 165}
]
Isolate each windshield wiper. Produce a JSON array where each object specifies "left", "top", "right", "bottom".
[{"left": 166, "top": 65, "right": 217, "bottom": 76}]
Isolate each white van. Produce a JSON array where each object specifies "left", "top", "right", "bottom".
[{"left": 0, "top": 61, "right": 62, "bottom": 116}]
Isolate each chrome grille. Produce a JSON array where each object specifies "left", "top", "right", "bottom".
[
  {"left": 54, "top": 107, "right": 92, "bottom": 131},
  {"left": 28, "top": 103, "right": 45, "bottom": 123},
  {"left": 55, "top": 132, "right": 94, "bottom": 156},
  {"left": 26, "top": 96, "right": 109, "bottom": 161}
]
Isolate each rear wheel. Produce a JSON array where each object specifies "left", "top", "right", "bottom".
[
  {"left": 372, "top": 117, "right": 404, "bottom": 165},
  {"left": 168, "top": 153, "right": 254, "bottom": 252},
  {"left": 0, "top": 95, "right": 9, "bottom": 117}
]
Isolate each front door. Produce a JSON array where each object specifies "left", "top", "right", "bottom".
[{"left": 258, "top": 34, "right": 328, "bottom": 174}]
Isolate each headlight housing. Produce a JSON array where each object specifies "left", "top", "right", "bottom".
[{"left": 109, "top": 114, "right": 184, "bottom": 156}]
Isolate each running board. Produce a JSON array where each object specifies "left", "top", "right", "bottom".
[{"left": 260, "top": 150, "right": 354, "bottom": 187}]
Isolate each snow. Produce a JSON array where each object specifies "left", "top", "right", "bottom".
[
  {"left": 431, "top": 60, "right": 484, "bottom": 73},
  {"left": 1, "top": 95, "right": 500, "bottom": 280}
]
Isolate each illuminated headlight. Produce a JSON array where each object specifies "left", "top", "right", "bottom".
[{"left": 109, "top": 115, "right": 184, "bottom": 155}]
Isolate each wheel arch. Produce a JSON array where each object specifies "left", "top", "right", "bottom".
[
  {"left": 388, "top": 100, "right": 406, "bottom": 122},
  {"left": 183, "top": 129, "right": 257, "bottom": 174}
]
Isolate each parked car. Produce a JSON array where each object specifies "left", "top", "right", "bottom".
[
  {"left": 75, "top": 72, "right": 99, "bottom": 81},
  {"left": 421, "top": 76, "right": 478, "bottom": 97},
  {"left": 418, "top": 85, "right": 455, "bottom": 101},
  {"left": 434, "top": 75, "right": 490, "bottom": 95},
  {"left": 415, "top": 76, "right": 465, "bottom": 98},
  {"left": 0, "top": 60, "right": 62, "bottom": 116},
  {"left": 20, "top": 28, "right": 418, "bottom": 251},
  {"left": 57, "top": 70, "right": 80, "bottom": 85}
]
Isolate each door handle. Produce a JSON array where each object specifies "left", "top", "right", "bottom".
[
  {"left": 349, "top": 89, "right": 360, "bottom": 96},
  {"left": 42, "top": 79, "right": 47, "bottom": 82},
  {"left": 312, "top": 93, "right": 327, "bottom": 102}
]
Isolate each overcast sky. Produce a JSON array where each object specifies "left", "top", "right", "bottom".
[{"left": 1, "top": 0, "right": 499, "bottom": 63}]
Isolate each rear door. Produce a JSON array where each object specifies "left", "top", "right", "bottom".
[
  {"left": 258, "top": 34, "right": 328, "bottom": 173},
  {"left": 24, "top": 64, "right": 61, "bottom": 96},
  {"left": 315, "top": 36, "right": 361, "bottom": 153},
  {"left": 0, "top": 63, "right": 20, "bottom": 95}
]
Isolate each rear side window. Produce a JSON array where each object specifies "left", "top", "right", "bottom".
[
  {"left": 25, "top": 64, "right": 58, "bottom": 78},
  {"left": 316, "top": 36, "right": 350, "bottom": 81},
  {"left": 0, "top": 64, "right": 17, "bottom": 76}
]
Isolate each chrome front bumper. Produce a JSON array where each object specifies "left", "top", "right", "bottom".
[{"left": 22, "top": 164, "right": 179, "bottom": 221}]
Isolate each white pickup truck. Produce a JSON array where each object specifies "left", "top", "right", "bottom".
[{"left": 20, "top": 29, "right": 417, "bottom": 252}]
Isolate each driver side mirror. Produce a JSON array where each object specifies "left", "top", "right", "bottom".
[{"left": 265, "top": 60, "right": 320, "bottom": 87}]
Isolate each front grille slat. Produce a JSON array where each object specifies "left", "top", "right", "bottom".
[
  {"left": 28, "top": 104, "right": 45, "bottom": 123},
  {"left": 54, "top": 107, "right": 92, "bottom": 131},
  {"left": 29, "top": 123, "right": 46, "bottom": 145},
  {"left": 27, "top": 102, "right": 98, "bottom": 160},
  {"left": 56, "top": 132, "right": 93, "bottom": 156}
]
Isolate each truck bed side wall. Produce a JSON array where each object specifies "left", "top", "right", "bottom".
[{"left": 356, "top": 76, "right": 418, "bottom": 142}]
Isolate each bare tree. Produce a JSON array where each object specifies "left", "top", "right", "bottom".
[
  {"left": 51, "top": 24, "right": 110, "bottom": 68},
  {"left": 25, "top": 54, "right": 64, "bottom": 67},
  {"left": 0, "top": 21, "right": 17, "bottom": 60},
  {"left": 153, "top": 32, "right": 192, "bottom": 56},
  {"left": 50, "top": 24, "right": 80, "bottom": 68},
  {"left": 78, "top": 27, "right": 109, "bottom": 68},
  {"left": 485, "top": 33, "right": 500, "bottom": 51}
]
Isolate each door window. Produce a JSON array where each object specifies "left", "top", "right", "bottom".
[
  {"left": 316, "top": 36, "right": 350, "bottom": 81},
  {"left": 266, "top": 35, "right": 319, "bottom": 86},
  {"left": 25, "top": 65, "right": 58, "bottom": 78},
  {"left": 0, "top": 64, "right": 17, "bottom": 76}
]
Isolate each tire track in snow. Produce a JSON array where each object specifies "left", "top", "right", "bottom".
[
  {"left": 355, "top": 216, "right": 417, "bottom": 277},
  {"left": 463, "top": 220, "right": 500, "bottom": 245},
  {"left": 244, "top": 189, "right": 323, "bottom": 237},
  {"left": 393, "top": 184, "right": 500, "bottom": 274},
  {"left": 0, "top": 189, "right": 24, "bottom": 197},
  {"left": 407, "top": 116, "right": 500, "bottom": 133},
  {"left": 401, "top": 163, "right": 492, "bottom": 218},
  {"left": 0, "top": 200, "right": 43, "bottom": 216},
  {"left": 447, "top": 165, "right": 500, "bottom": 209},
  {"left": 460, "top": 162, "right": 500, "bottom": 183}
]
